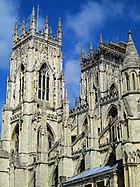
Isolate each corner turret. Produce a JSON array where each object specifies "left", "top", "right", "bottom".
[
  {"left": 123, "top": 31, "right": 139, "bottom": 67},
  {"left": 121, "top": 31, "right": 140, "bottom": 125}
]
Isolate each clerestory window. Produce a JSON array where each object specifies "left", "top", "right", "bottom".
[{"left": 38, "top": 64, "right": 49, "bottom": 101}]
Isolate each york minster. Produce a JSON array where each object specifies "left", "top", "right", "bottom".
[{"left": 0, "top": 6, "right": 140, "bottom": 187}]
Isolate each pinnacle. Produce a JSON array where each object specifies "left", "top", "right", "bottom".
[
  {"left": 128, "top": 30, "right": 132, "bottom": 42},
  {"left": 58, "top": 17, "right": 61, "bottom": 27},
  {"left": 13, "top": 20, "right": 18, "bottom": 41},
  {"left": 21, "top": 19, "right": 26, "bottom": 35},
  {"left": 14, "top": 20, "right": 18, "bottom": 30},
  {"left": 30, "top": 7, "right": 36, "bottom": 31},
  {"left": 57, "top": 17, "right": 62, "bottom": 43},
  {"left": 81, "top": 45, "right": 84, "bottom": 54},
  {"left": 50, "top": 27, "right": 52, "bottom": 36},
  {"left": 22, "top": 19, "right": 25, "bottom": 28},
  {"left": 64, "top": 89, "right": 69, "bottom": 104},
  {"left": 81, "top": 45, "right": 85, "bottom": 59},
  {"left": 31, "top": 6, "right": 35, "bottom": 22},
  {"left": 123, "top": 31, "right": 139, "bottom": 65},
  {"left": 44, "top": 16, "right": 48, "bottom": 29},
  {"left": 45, "top": 16, "right": 48, "bottom": 24},
  {"left": 32, "top": 6, "right": 35, "bottom": 17},
  {"left": 100, "top": 34, "right": 103, "bottom": 45},
  {"left": 90, "top": 43, "right": 93, "bottom": 51},
  {"left": 89, "top": 43, "right": 93, "bottom": 57}
]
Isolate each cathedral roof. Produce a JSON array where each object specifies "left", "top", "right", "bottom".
[{"left": 123, "top": 31, "right": 139, "bottom": 66}]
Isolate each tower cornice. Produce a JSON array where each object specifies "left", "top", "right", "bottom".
[{"left": 12, "top": 31, "right": 62, "bottom": 50}]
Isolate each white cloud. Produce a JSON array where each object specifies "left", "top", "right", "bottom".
[
  {"left": 65, "top": 0, "right": 140, "bottom": 42},
  {"left": 66, "top": 1, "right": 105, "bottom": 41},
  {"left": 0, "top": 0, "right": 20, "bottom": 69}
]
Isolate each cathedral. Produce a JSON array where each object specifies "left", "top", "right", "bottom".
[{"left": 1, "top": 7, "right": 140, "bottom": 187}]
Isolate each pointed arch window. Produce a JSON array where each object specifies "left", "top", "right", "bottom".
[
  {"left": 125, "top": 73, "right": 129, "bottom": 91},
  {"left": 107, "top": 106, "right": 118, "bottom": 143},
  {"left": 19, "top": 64, "right": 25, "bottom": 102},
  {"left": 12, "top": 124, "right": 19, "bottom": 154},
  {"left": 132, "top": 73, "right": 136, "bottom": 90},
  {"left": 37, "top": 128, "right": 41, "bottom": 153},
  {"left": 139, "top": 72, "right": 140, "bottom": 89},
  {"left": 47, "top": 125, "right": 54, "bottom": 149},
  {"left": 38, "top": 64, "right": 49, "bottom": 101}
]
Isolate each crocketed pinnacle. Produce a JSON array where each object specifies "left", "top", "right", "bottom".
[
  {"left": 57, "top": 17, "right": 62, "bottom": 43},
  {"left": 64, "top": 89, "right": 69, "bottom": 104},
  {"left": 30, "top": 7, "right": 36, "bottom": 31},
  {"left": 49, "top": 27, "right": 53, "bottom": 37},
  {"left": 44, "top": 16, "right": 48, "bottom": 38},
  {"left": 21, "top": 18, "right": 26, "bottom": 35},
  {"left": 100, "top": 34, "right": 103, "bottom": 45},
  {"left": 81, "top": 46, "right": 85, "bottom": 59},
  {"left": 13, "top": 20, "right": 18, "bottom": 41},
  {"left": 58, "top": 17, "right": 62, "bottom": 29},
  {"left": 90, "top": 43, "right": 93, "bottom": 51},
  {"left": 123, "top": 31, "right": 139, "bottom": 65},
  {"left": 90, "top": 43, "right": 93, "bottom": 55},
  {"left": 44, "top": 16, "right": 48, "bottom": 29}
]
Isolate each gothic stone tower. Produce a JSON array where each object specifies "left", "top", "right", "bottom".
[
  {"left": 1, "top": 7, "right": 140, "bottom": 187},
  {"left": 63, "top": 32, "right": 140, "bottom": 187},
  {"left": 0, "top": 8, "right": 72, "bottom": 187}
]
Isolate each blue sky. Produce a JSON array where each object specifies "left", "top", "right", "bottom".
[{"left": 0, "top": 0, "right": 140, "bottom": 134}]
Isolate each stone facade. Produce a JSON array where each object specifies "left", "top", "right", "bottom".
[{"left": 0, "top": 7, "right": 140, "bottom": 187}]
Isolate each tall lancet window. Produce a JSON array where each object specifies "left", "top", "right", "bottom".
[
  {"left": 19, "top": 64, "right": 25, "bottom": 102},
  {"left": 38, "top": 64, "right": 49, "bottom": 101}
]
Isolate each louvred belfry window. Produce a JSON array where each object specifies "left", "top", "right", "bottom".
[{"left": 38, "top": 64, "right": 49, "bottom": 101}]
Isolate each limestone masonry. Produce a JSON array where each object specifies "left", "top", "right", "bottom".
[{"left": 0, "top": 7, "right": 140, "bottom": 187}]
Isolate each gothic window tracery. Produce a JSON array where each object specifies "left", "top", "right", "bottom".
[
  {"left": 106, "top": 106, "right": 118, "bottom": 143},
  {"left": 38, "top": 64, "right": 49, "bottom": 101},
  {"left": 110, "top": 83, "right": 117, "bottom": 94}
]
